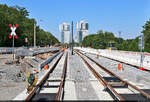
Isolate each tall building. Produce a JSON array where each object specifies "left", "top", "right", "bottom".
[
  {"left": 77, "top": 21, "right": 88, "bottom": 43},
  {"left": 59, "top": 23, "right": 70, "bottom": 44},
  {"left": 73, "top": 35, "right": 78, "bottom": 43}
]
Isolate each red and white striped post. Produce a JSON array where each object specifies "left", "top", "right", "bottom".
[{"left": 9, "top": 24, "right": 18, "bottom": 60}]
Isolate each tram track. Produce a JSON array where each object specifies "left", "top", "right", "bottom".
[
  {"left": 24, "top": 51, "right": 68, "bottom": 101},
  {"left": 79, "top": 49, "right": 150, "bottom": 72},
  {"left": 75, "top": 49, "right": 150, "bottom": 101}
]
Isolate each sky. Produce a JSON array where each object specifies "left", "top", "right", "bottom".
[{"left": 0, "top": 0, "right": 150, "bottom": 40}]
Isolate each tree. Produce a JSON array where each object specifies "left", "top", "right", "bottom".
[
  {"left": 82, "top": 30, "right": 117, "bottom": 49},
  {"left": 0, "top": 4, "right": 59, "bottom": 47},
  {"left": 142, "top": 19, "right": 150, "bottom": 52}
]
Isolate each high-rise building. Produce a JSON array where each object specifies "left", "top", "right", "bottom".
[
  {"left": 59, "top": 23, "right": 70, "bottom": 44},
  {"left": 73, "top": 35, "right": 78, "bottom": 43},
  {"left": 77, "top": 21, "right": 88, "bottom": 43}
]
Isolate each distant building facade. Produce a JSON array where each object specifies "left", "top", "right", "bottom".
[
  {"left": 77, "top": 21, "right": 88, "bottom": 43},
  {"left": 73, "top": 35, "right": 78, "bottom": 43},
  {"left": 59, "top": 23, "right": 70, "bottom": 44}
]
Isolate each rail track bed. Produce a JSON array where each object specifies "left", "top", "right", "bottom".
[
  {"left": 64, "top": 50, "right": 104, "bottom": 100},
  {"left": 75, "top": 50, "right": 150, "bottom": 101},
  {"left": 12, "top": 49, "right": 150, "bottom": 101},
  {"left": 79, "top": 49, "right": 150, "bottom": 90},
  {"left": 25, "top": 51, "right": 68, "bottom": 101},
  {"left": 79, "top": 49, "right": 150, "bottom": 72}
]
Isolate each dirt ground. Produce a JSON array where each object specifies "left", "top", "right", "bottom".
[
  {"left": 0, "top": 80, "right": 26, "bottom": 100},
  {"left": 0, "top": 52, "right": 54, "bottom": 100},
  {"left": 0, "top": 54, "right": 27, "bottom": 100}
]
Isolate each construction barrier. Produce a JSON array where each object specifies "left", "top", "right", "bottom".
[
  {"left": 118, "top": 63, "right": 123, "bottom": 71},
  {"left": 44, "top": 65, "right": 49, "bottom": 70},
  {"left": 75, "top": 47, "right": 150, "bottom": 70}
]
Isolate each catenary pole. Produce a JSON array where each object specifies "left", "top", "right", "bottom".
[
  {"left": 71, "top": 21, "right": 74, "bottom": 55},
  {"left": 34, "top": 23, "right": 36, "bottom": 47}
]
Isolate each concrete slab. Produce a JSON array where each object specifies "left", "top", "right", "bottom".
[
  {"left": 63, "top": 81, "right": 77, "bottom": 100},
  {"left": 90, "top": 81, "right": 113, "bottom": 100},
  {"left": 129, "top": 81, "right": 145, "bottom": 88},
  {"left": 45, "top": 82, "right": 60, "bottom": 86},
  {"left": 40, "top": 88, "right": 58, "bottom": 93},
  {"left": 81, "top": 58, "right": 98, "bottom": 81},
  {"left": 12, "top": 90, "right": 29, "bottom": 100},
  {"left": 65, "top": 51, "right": 100, "bottom": 100},
  {"left": 49, "top": 82, "right": 60, "bottom": 86},
  {"left": 47, "top": 77, "right": 61, "bottom": 81},
  {"left": 115, "top": 88, "right": 135, "bottom": 94},
  {"left": 65, "top": 52, "right": 70, "bottom": 80},
  {"left": 49, "top": 52, "right": 67, "bottom": 79},
  {"left": 87, "top": 60, "right": 110, "bottom": 77}
]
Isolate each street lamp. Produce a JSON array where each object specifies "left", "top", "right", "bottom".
[{"left": 34, "top": 19, "right": 43, "bottom": 48}]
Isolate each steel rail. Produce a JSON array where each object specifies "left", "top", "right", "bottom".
[
  {"left": 75, "top": 50, "right": 150, "bottom": 101},
  {"left": 56, "top": 52, "right": 68, "bottom": 100},
  {"left": 77, "top": 50, "right": 150, "bottom": 100},
  {"left": 80, "top": 49, "right": 150, "bottom": 72},
  {"left": 25, "top": 51, "right": 64, "bottom": 101},
  {"left": 78, "top": 50, "right": 126, "bottom": 83},
  {"left": 75, "top": 51, "right": 124, "bottom": 101}
]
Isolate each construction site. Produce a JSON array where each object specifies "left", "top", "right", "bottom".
[{"left": 0, "top": 47, "right": 150, "bottom": 101}]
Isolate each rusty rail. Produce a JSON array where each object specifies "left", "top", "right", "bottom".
[
  {"left": 75, "top": 50, "right": 150, "bottom": 101},
  {"left": 56, "top": 52, "right": 68, "bottom": 100},
  {"left": 75, "top": 50, "right": 124, "bottom": 101},
  {"left": 80, "top": 49, "right": 150, "bottom": 72},
  {"left": 25, "top": 51, "right": 64, "bottom": 101}
]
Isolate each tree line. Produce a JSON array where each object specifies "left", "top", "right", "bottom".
[
  {"left": 0, "top": 4, "right": 59, "bottom": 47},
  {"left": 82, "top": 19, "right": 150, "bottom": 52}
]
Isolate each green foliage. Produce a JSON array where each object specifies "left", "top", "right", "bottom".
[
  {"left": 82, "top": 30, "right": 139, "bottom": 51},
  {"left": 82, "top": 19, "right": 150, "bottom": 52},
  {"left": 142, "top": 19, "right": 150, "bottom": 52},
  {"left": 82, "top": 31, "right": 117, "bottom": 49},
  {"left": 0, "top": 4, "right": 59, "bottom": 47}
]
